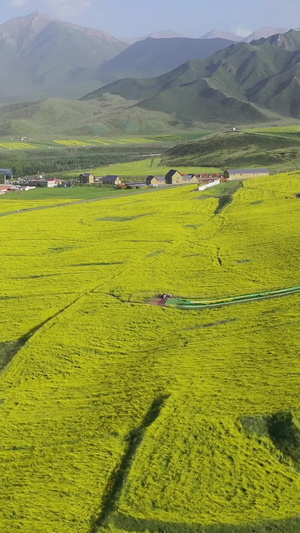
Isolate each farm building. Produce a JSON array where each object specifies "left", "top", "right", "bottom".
[
  {"left": 22, "top": 178, "right": 56, "bottom": 188},
  {"left": 182, "top": 174, "right": 199, "bottom": 184},
  {"left": 147, "top": 171, "right": 198, "bottom": 186},
  {"left": 223, "top": 169, "right": 270, "bottom": 180},
  {"left": 165, "top": 169, "right": 183, "bottom": 184},
  {"left": 42, "top": 178, "right": 56, "bottom": 188},
  {"left": 146, "top": 176, "right": 165, "bottom": 186},
  {"left": 101, "top": 175, "right": 122, "bottom": 186},
  {"left": 125, "top": 182, "right": 148, "bottom": 189},
  {"left": 79, "top": 173, "right": 95, "bottom": 184},
  {"left": 36, "top": 178, "right": 56, "bottom": 188},
  {"left": 0, "top": 169, "right": 13, "bottom": 183}
]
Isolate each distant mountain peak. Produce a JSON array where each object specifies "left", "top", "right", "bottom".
[
  {"left": 145, "top": 30, "right": 185, "bottom": 39},
  {"left": 0, "top": 12, "right": 128, "bottom": 103},
  {"left": 119, "top": 30, "right": 185, "bottom": 44},
  {"left": 0, "top": 10, "right": 53, "bottom": 46},
  {"left": 258, "top": 28, "right": 300, "bottom": 50},
  {"left": 244, "top": 27, "right": 290, "bottom": 42},
  {"left": 200, "top": 30, "right": 243, "bottom": 42}
]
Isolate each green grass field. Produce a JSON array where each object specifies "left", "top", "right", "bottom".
[
  {"left": 249, "top": 126, "right": 300, "bottom": 134},
  {"left": 0, "top": 131, "right": 210, "bottom": 151},
  {"left": 0, "top": 173, "right": 300, "bottom": 532},
  {"left": 91, "top": 157, "right": 221, "bottom": 178},
  {"left": 0, "top": 186, "right": 134, "bottom": 204},
  {"left": 162, "top": 130, "right": 300, "bottom": 173}
]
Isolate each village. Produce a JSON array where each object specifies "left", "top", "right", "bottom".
[{"left": 0, "top": 167, "right": 270, "bottom": 195}]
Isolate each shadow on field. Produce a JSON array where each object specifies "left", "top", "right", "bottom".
[
  {"left": 242, "top": 411, "right": 300, "bottom": 466},
  {"left": 195, "top": 181, "right": 243, "bottom": 215},
  {"left": 0, "top": 341, "right": 23, "bottom": 374},
  {"left": 92, "top": 396, "right": 169, "bottom": 533},
  {"left": 99, "top": 410, "right": 300, "bottom": 533},
  {"left": 0, "top": 299, "right": 81, "bottom": 375},
  {"left": 110, "top": 514, "right": 300, "bottom": 533}
]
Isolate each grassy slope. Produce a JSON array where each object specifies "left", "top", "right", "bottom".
[
  {"left": 84, "top": 31, "right": 300, "bottom": 124},
  {"left": 0, "top": 95, "right": 179, "bottom": 137},
  {"left": 162, "top": 130, "right": 300, "bottom": 172},
  {"left": 91, "top": 157, "right": 222, "bottom": 178},
  {"left": 0, "top": 174, "right": 300, "bottom": 532},
  {"left": 0, "top": 130, "right": 213, "bottom": 177}
]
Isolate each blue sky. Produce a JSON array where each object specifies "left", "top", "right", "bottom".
[{"left": 1, "top": 0, "right": 299, "bottom": 37}]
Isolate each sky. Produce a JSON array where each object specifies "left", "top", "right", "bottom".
[{"left": 0, "top": 0, "right": 300, "bottom": 38}]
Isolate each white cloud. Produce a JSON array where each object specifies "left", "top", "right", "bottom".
[
  {"left": 235, "top": 26, "right": 253, "bottom": 38},
  {"left": 8, "top": 0, "right": 91, "bottom": 18}
]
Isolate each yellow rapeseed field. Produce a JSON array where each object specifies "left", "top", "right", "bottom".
[
  {"left": 54, "top": 139, "right": 94, "bottom": 146},
  {"left": 0, "top": 142, "right": 37, "bottom": 149},
  {"left": 0, "top": 174, "right": 300, "bottom": 533}
]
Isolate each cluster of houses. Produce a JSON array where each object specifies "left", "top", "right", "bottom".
[
  {"left": 0, "top": 167, "right": 270, "bottom": 195},
  {"left": 79, "top": 168, "right": 270, "bottom": 188},
  {"left": 79, "top": 170, "right": 223, "bottom": 188},
  {"left": 146, "top": 170, "right": 219, "bottom": 186},
  {"left": 79, "top": 173, "right": 122, "bottom": 185}
]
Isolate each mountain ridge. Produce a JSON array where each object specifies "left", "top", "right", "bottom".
[
  {"left": 82, "top": 30, "right": 300, "bottom": 123},
  {"left": 200, "top": 30, "right": 243, "bottom": 42},
  {"left": 93, "top": 36, "right": 236, "bottom": 84}
]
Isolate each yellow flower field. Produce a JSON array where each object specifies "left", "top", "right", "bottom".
[
  {"left": 0, "top": 198, "right": 79, "bottom": 213},
  {"left": 0, "top": 142, "right": 37, "bottom": 149},
  {"left": 0, "top": 174, "right": 300, "bottom": 533},
  {"left": 54, "top": 139, "right": 94, "bottom": 146},
  {"left": 54, "top": 137, "right": 161, "bottom": 147}
]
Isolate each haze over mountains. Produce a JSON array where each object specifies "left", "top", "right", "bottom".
[
  {"left": 0, "top": 11, "right": 127, "bottom": 103},
  {"left": 0, "top": 11, "right": 236, "bottom": 103},
  {"left": 93, "top": 37, "right": 236, "bottom": 85},
  {"left": 200, "top": 30, "right": 243, "bottom": 42},
  {"left": 200, "top": 27, "right": 294, "bottom": 43},
  {"left": 120, "top": 30, "right": 185, "bottom": 44},
  {"left": 1, "top": 11, "right": 300, "bottom": 135},
  {"left": 0, "top": 11, "right": 298, "bottom": 105}
]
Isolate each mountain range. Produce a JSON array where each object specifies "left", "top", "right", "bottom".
[
  {"left": 0, "top": 12, "right": 237, "bottom": 103},
  {"left": 120, "top": 30, "right": 185, "bottom": 44},
  {"left": 1, "top": 13, "right": 300, "bottom": 134},
  {"left": 0, "top": 11, "right": 298, "bottom": 105},
  {"left": 82, "top": 30, "right": 300, "bottom": 124},
  {"left": 200, "top": 27, "right": 294, "bottom": 43},
  {"left": 92, "top": 37, "right": 235, "bottom": 84}
]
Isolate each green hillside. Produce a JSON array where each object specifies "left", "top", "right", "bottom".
[
  {"left": 83, "top": 30, "right": 300, "bottom": 124},
  {"left": 0, "top": 95, "right": 179, "bottom": 137},
  {"left": 95, "top": 36, "right": 235, "bottom": 83},
  {"left": 161, "top": 130, "right": 300, "bottom": 171}
]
